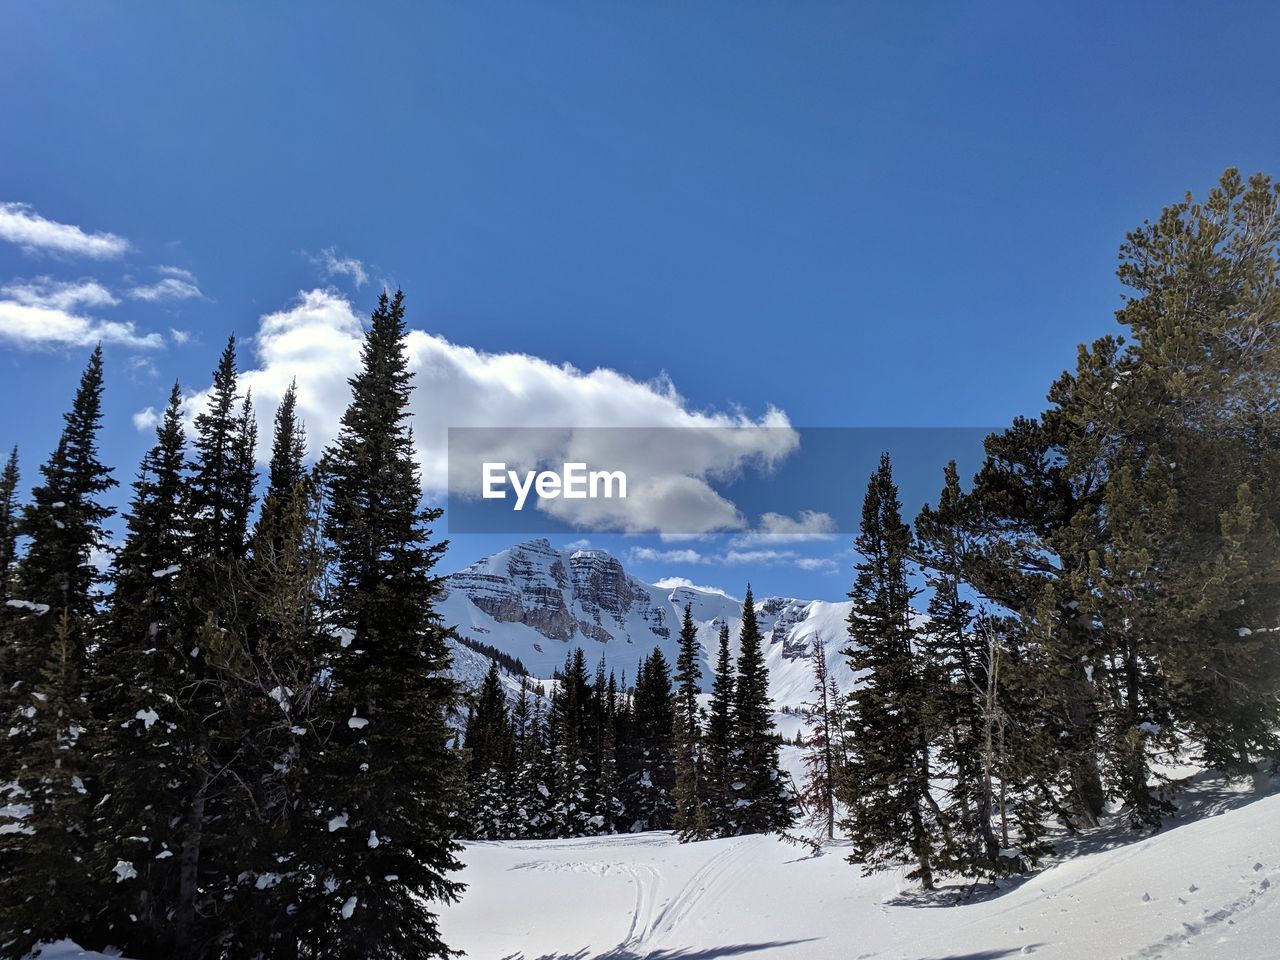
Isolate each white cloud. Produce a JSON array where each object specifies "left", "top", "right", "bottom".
[
  {"left": 129, "top": 276, "right": 203, "bottom": 302},
  {"left": 633, "top": 542, "right": 837, "bottom": 573},
  {"left": 157, "top": 265, "right": 197, "bottom": 281},
  {"left": 0, "top": 202, "right": 130, "bottom": 259},
  {"left": 629, "top": 546, "right": 710, "bottom": 565},
  {"left": 730, "top": 510, "right": 838, "bottom": 547},
  {"left": 795, "top": 556, "right": 839, "bottom": 572},
  {"left": 315, "top": 247, "right": 368, "bottom": 288},
  {"left": 132, "top": 406, "right": 162, "bottom": 431},
  {"left": 168, "top": 288, "right": 796, "bottom": 535},
  {"left": 564, "top": 538, "right": 593, "bottom": 550},
  {"left": 0, "top": 299, "right": 163, "bottom": 350},
  {"left": 0, "top": 277, "right": 119, "bottom": 311},
  {"left": 169, "top": 328, "right": 191, "bottom": 345}
]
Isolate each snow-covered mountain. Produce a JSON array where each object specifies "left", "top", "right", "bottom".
[{"left": 439, "top": 538, "right": 855, "bottom": 710}]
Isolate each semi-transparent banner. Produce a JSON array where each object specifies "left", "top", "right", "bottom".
[{"left": 445, "top": 426, "right": 992, "bottom": 535}]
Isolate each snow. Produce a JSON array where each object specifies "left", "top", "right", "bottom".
[
  {"left": 439, "top": 779, "right": 1280, "bottom": 960},
  {"left": 134, "top": 708, "right": 159, "bottom": 730},
  {"left": 6, "top": 598, "right": 51, "bottom": 615},
  {"left": 150, "top": 565, "right": 180, "bottom": 578},
  {"left": 327, "top": 813, "right": 348, "bottom": 832},
  {"left": 35, "top": 776, "right": 1280, "bottom": 959},
  {"left": 111, "top": 861, "right": 137, "bottom": 883},
  {"left": 347, "top": 715, "right": 368, "bottom": 730}
]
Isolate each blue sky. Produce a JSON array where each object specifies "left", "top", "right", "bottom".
[{"left": 2, "top": 1, "right": 1279, "bottom": 599}]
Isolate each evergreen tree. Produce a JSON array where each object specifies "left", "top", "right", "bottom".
[
  {"left": 798, "top": 642, "right": 837, "bottom": 840},
  {"left": 671, "top": 605, "right": 708, "bottom": 839},
  {"left": 463, "top": 661, "right": 515, "bottom": 839},
  {"left": 915, "top": 461, "right": 1001, "bottom": 874},
  {"left": 0, "top": 348, "right": 115, "bottom": 955},
  {"left": 703, "top": 622, "right": 736, "bottom": 836},
  {"left": 311, "top": 289, "right": 463, "bottom": 958},
  {"left": 629, "top": 648, "right": 675, "bottom": 831},
  {"left": 547, "top": 648, "right": 598, "bottom": 835},
  {"left": 510, "top": 682, "right": 553, "bottom": 838},
  {"left": 189, "top": 336, "right": 256, "bottom": 567},
  {"left": 220, "top": 411, "right": 328, "bottom": 960},
  {"left": 88, "top": 383, "right": 196, "bottom": 956},
  {"left": 839, "top": 454, "right": 940, "bottom": 888},
  {"left": 730, "top": 586, "right": 793, "bottom": 835},
  {"left": 0, "top": 445, "right": 22, "bottom": 710},
  {"left": 0, "top": 446, "right": 19, "bottom": 600}
]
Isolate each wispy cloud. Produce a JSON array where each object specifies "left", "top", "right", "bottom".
[
  {"left": 730, "top": 510, "right": 837, "bottom": 547},
  {"left": 0, "top": 202, "right": 130, "bottom": 259},
  {"left": 0, "top": 277, "right": 119, "bottom": 311},
  {"left": 129, "top": 273, "right": 203, "bottom": 302},
  {"left": 0, "top": 299, "right": 163, "bottom": 350},
  {"left": 314, "top": 247, "right": 368, "bottom": 288},
  {"left": 0, "top": 276, "right": 160, "bottom": 350},
  {"left": 629, "top": 543, "right": 837, "bottom": 573},
  {"left": 629, "top": 546, "right": 711, "bottom": 565}
]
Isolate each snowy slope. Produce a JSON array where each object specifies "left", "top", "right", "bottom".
[
  {"left": 441, "top": 538, "right": 856, "bottom": 710},
  {"left": 439, "top": 779, "right": 1280, "bottom": 960}
]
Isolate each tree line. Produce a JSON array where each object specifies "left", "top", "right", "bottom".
[
  {"left": 459, "top": 595, "right": 794, "bottom": 842},
  {"left": 817, "top": 169, "right": 1280, "bottom": 890},
  {"left": 1, "top": 292, "right": 461, "bottom": 959}
]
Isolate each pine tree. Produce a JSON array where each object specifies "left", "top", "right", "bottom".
[
  {"left": 256, "top": 378, "right": 308, "bottom": 553},
  {"left": 0, "top": 348, "right": 115, "bottom": 955},
  {"left": 168, "top": 337, "right": 259, "bottom": 953},
  {"left": 671, "top": 605, "right": 708, "bottom": 839},
  {"left": 630, "top": 648, "right": 675, "bottom": 831},
  {"left": 798, "top": 642, "right": 837, "bottom": 840},
  {"left": 730, "top": 586, "right": 793, "bottom": 835},
  {"left": 0, "top": 446, "right": 19, "bottom": 600},
  {"left": 189, "top": 336, "right": 255, "bottom": 567},
  {"left": 510, "top": 682, "right": 553, "bottom": 838},
  {"left": 311, "top": 289, "right": 463, "bottom": 958},
  {"left": 704, "top": 622, "right": 736, "bottom": 836},
  {"left": 87, "top": 383, "right": 197, "bottom": 955},
  {"left": 221, "top": 406, "right": 329, "bottom": 960},
  {"left": 463, "top": 661, "right": 515, "bottom": 839},
  {"left": 839, "top": 454, "right": 940, "bottom": 888},
  {"left": 915, "top": 461, "right": 1001, "bottom": 873},
  {"left": 547, "top": 648, "right": 598, "bottom": 835},
  {"left": 0, "top": 445, "right": 22, "bottom": 710}
]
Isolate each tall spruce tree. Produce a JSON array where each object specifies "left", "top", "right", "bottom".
[
  {"left": 0, "top": 446, "right": 19, "bottom": 600},
  {"left": 704, "top": 622, "right": 736, "bottom": 836},
  {"left": 1, "top": 348, "right": 115, "bottom": 956},
  {"left": 312, "top": 289, "right": 463, "bottom": 958},
  {"left": 88, "top": 383, "right": 197, "bottom": 956},
  {"left": 730, "top": 586, "right": 793, "bottom": 835},
  {"left": 671, "top": 605, "right": 708, "bottom": 839},
  {"left": 463, "top": 661, "right": 516, "bottom": 839},
  {"left": 839, "top": 454, "right": 941, "bottom": 888},
  {"left": 0, "top": 445, "right": 22, "bottom": 707},
  {"left": 630, "top": 648, "right": 676, "bottom": 831}
]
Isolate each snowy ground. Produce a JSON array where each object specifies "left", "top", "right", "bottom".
[
  {"left": 440, "top": 776, "right": 1279, "bottom": 960},
  {"left": 34, "top": 776, "right": 1279, "bottom": 960}
]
